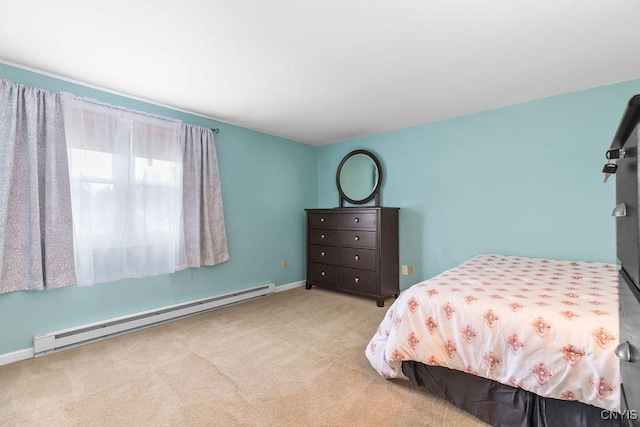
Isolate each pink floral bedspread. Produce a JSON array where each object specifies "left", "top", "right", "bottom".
[{"left": 366, "top": 254, "right": 620, "bottom": 411}]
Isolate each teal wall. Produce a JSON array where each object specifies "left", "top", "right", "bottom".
[
  {"left": 2, "top": 61, "right": 639, "bottom": 356},
  {"left": 0, "top": 63, "right": 318, "bottom": 354},
  {"left": 319, "top": 79, "right": 640, "bottom": 289}
]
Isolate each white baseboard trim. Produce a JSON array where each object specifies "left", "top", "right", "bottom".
[
  {"left": 0, "top": 347, "right": 34, "bottom": 367},
  {"left": 275, "top": 280, "right": 305, "bottom": 293},
  {"left": 0, "top": 281, "right": 305, "bottom": 367}
]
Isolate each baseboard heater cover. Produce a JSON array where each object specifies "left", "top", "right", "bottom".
[{"left": 33, "top": 283, "right": 275, "bottom": 357}]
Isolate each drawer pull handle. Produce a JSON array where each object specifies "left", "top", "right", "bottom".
[
  {"left": 616, "top": 341, "right": 631, "bottom": 361},
  {"left": 321, "top": 252, "right": 326, "bottom": 256},
  {"left": 320, "top": 217, "right": 325, "bottom": 222},
  {"left": 354, "top": 277, "right": 360, "bottom": 283},
  {"left": 354, "top": 236, "right": 360, "bottom": 241},
  {"left": 354, "top": 217, "right": 360, "bottom": 223},
  {"left": 354, "top": 255, "right": 360, "bottom": 260},
  {"left": 612, "top": 203, "right": 627, "bottom": 217},
  {"left": 321, "top": 271, "right": 326, "bottom": 277},
  {"left": 321, "top": 234, "right": 326, "bottom": 239}
]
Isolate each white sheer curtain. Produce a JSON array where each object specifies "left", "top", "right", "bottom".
[{"left": 63, "top": 94, "right": 185, "bottom": 285}]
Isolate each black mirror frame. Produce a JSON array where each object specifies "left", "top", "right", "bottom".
[{"left": 336, "top": 149, "right": 383, "bottom": 207}]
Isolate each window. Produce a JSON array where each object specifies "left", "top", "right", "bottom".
[{"left": 63, "top": 96, "right": 185, "bottom": 285}]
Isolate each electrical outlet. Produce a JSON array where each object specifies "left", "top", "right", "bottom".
[
  {"left": 402, "top": 265, "right": 415, "bottom": 276},
  {"left": 282, "top": 260, "right": 288, "bottom": 269}
]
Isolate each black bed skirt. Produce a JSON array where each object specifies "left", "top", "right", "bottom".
[{"left": 402, "top": 361, "right": 621, "bottom": 427}]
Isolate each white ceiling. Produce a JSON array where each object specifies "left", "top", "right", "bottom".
[{"left": 1, "top": 1, "right": 639, "bottom": 146}]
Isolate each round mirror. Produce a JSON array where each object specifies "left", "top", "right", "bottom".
[{"left": 336, "top": 149, "right": 382, "bottom": 206}]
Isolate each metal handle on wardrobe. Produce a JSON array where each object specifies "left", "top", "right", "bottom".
[
  {"left": 354, "top": 277, "right": 360, "bottom": 283},
  {"left": 612, "top": 203, "right": 627, "bottom": 217},
  {"left": 616, "top": 341, "right": 631, "bottom": 361}
]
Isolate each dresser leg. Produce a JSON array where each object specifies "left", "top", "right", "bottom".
[
  {"left": 305, "top": 283, "right": 312, "bottom": 290},
  {"left": 376, "top": 298, "right": 385, "bottom": 307}
]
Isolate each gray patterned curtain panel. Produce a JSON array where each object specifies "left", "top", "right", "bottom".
[
  {"left": 180, "top": 124, "right": 229, "bottom": 268},
  {"left": 0, "top": 80, "right": 76, "bottom": 294}
]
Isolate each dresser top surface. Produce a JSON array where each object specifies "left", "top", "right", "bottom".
[{"left": 305, "top": 207, "right": 399, "bottom": 212}]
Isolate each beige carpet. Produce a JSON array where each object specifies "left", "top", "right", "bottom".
[{"left": 1, "top": 287, "right": 487, "bottom": 427}]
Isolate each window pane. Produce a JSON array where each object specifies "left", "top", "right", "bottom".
[
  {"left": 134, "top": 157, "right": 178, "bottom": 184},
  {"left": 74, "top": 181, "right": 115, "bottom": 237},
  {"left": 70, "top": 148, "right": 113, "bottom": 179}
]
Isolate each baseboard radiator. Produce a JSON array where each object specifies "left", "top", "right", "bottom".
[{"left": 33, "top": 283, "right": 275, "bottom": 357}]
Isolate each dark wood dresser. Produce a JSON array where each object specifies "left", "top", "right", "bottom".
[
  {"left": 305, "top": 207, "right": 399, "bottom": 307},
  {"left": 609, "top": 94, "right": 640, "bottom": 425}
]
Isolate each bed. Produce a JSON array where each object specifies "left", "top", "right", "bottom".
[{"left": 366, "top": 254, "right": 621, "bottom": 426}]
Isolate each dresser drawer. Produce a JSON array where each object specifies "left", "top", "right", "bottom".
[
  {"left": 341, "top": 267, "right": 376, "bottom": 294},
  {"left": 309, "top": 229, "right": 338, "bottom": 246},
  {"left": 340, "top": 212, "right": 376, "bottom": 229},
  {"left": 308, "top": 263, "right": 338, "bottom": 286},
  {"left": 308, "top": 212, "right": 338, "bottom": 229},
  {"left": 340, "top": 247, "right": 376, "bottom": 270},
  {"left": 309, "top": 245, "right": 338, "bottom": 265},
  {"left": 340, "top": 230, "right": 376, "bottom": 248}
]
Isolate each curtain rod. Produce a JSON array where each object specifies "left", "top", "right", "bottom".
[
  {"left": 65, "top": 92, "right": 222, "bottom": 135},
  {"left": 64, "top": 92, "right": 183, "bottom": 124}
]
